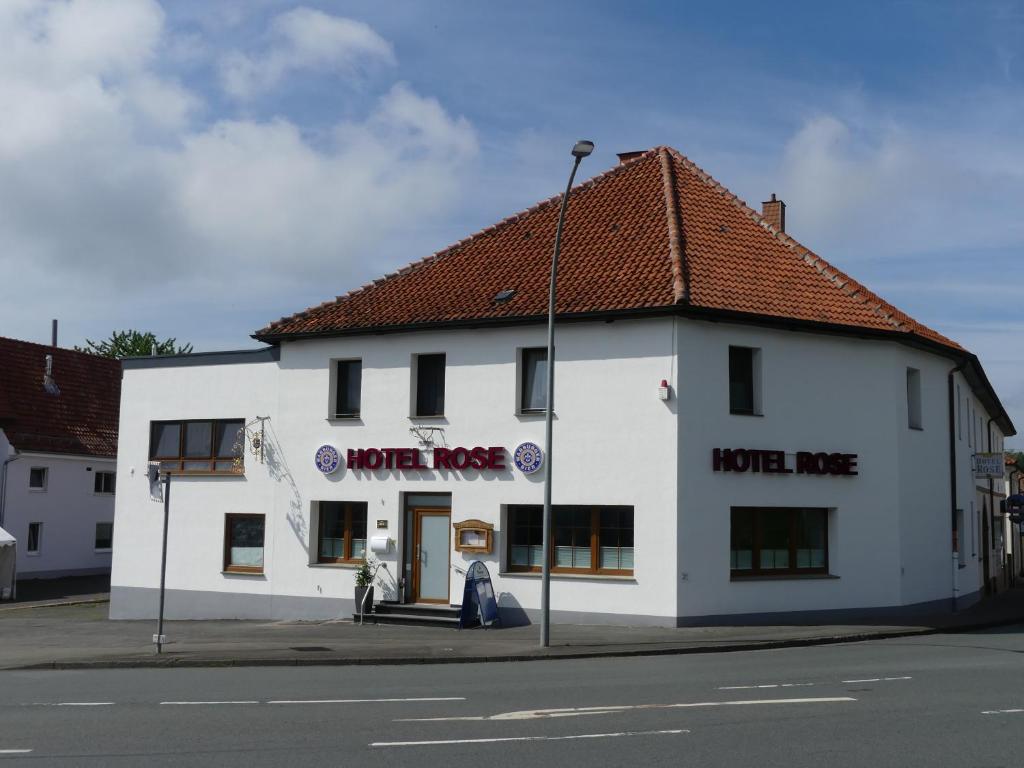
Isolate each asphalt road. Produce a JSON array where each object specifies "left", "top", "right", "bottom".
[{"left": 1, "top": 624, "right": 1023, "bottom": 767}]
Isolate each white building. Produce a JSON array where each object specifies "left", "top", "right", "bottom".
[
  {"left": 0, "top": 336, "right": 121, "bottom": 584},
  {"left": 109, "top": 147, "right": 1015, "bottom": 625}
]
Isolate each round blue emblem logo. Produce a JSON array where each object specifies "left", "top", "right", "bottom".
[
  {"left": 513, "top": 442, "right": 544, "bottom": 474},
  {"left": 314, "top": 444, "right": 341, "bottom": 474}
]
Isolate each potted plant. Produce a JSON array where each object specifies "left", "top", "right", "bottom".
[{"left": 354, "top": 558, "right": 378, "bottom": 615}]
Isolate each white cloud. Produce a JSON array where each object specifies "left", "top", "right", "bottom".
[
  {"left": 219, "top": 7, "right": 395, "bottom": 99},
  {"left": 0, "top": 0, "right": 477, "bottom": 349}
]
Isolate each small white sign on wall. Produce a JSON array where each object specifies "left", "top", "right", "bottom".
[{"left": 973, "top": 452, "right": 1004, "bottom": 479}]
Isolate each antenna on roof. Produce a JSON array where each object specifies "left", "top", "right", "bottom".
[{"left": 51, "top": 319, "right": 58, "bottom": 348}]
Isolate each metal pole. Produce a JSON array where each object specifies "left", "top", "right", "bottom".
[
  {"left": 156, "top": 473, "right": 170, "bottom": 654},
  {"left": 541, "top": 154, "right": 584, "bottom": 648}
]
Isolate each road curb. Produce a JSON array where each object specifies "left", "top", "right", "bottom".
[
  {"left": 8, "top": 612, "right": 1022, "bottom": 672},
  {"left": 0, "top": 597, "right": 109, "bottom": 613}
]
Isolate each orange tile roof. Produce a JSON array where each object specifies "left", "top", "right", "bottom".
[
  {"left": 0, "top": 337, "right": 121, "bottom": 457},
  {"left": 255, "top": 146, "right": 962, "bottom": 353}
]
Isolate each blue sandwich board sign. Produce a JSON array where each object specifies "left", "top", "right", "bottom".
[{"left": 460, "top": 561, "right": 500, "bottom": 629}]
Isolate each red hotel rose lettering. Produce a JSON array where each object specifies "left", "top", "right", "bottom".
[
  {"left": 712, "top": 448, "right": 858, "bottom": 476},
  {"left": 347, "top": 447, "right": 506, "bottom": 471}
]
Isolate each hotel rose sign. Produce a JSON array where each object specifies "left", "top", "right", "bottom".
[{"left": 109, "top": 146, "right": 1016, "bottom": 627}]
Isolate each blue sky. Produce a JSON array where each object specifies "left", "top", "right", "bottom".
[{"left": 1, "top": 0, "right": 1022, "bottom": 440}]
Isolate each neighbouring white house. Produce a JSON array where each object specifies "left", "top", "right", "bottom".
[
  {"left": 0, "top": 335, "right": 121, "bottom": 587},
  {"left": 109, "top": 146, "right": 1015, "bottom": 626}
]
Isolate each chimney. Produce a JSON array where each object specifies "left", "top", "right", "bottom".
[
  {"left": 761, "top": 194, "right": 786, "bottom": 232},
  {"left": 51, "top": 319, "right": 58, "bottom": 348},
  {"left": 617, "top": 151, "right": 645, "bottom": 165}
]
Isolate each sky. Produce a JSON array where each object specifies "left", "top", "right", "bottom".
[{"left": 1, "top": 0, "right": 1023, "bottom": 441}]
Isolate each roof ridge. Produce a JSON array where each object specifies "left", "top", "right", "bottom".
[
  {"left": 657, "top": 147, "right": 688, "bottom": 303},
  {"left": 258, "top": 148, "right": 664, "bottom": 335},
  {"left": 661, "top": 147, "right": 931, "bottom": 338}
]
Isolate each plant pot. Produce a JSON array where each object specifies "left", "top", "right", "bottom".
[{"left": 354, "top": 585, "right": 374, "bottom": 615}]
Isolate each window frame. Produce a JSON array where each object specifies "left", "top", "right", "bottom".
[
  {"left": 412, "top": 353, "right": 446, "bottom": 418},
  {"left": 93, "top": 471, "right": 116, "bottom": 495},
  {"left": 149, "top": 419, "right": 245, "bottom": 475},
  {"left": 518, "top": 347, "right": 548, "bottom": 415},
  {"left": 316, "top": 501, "right": 369, "bottom": 565},
  {"left": 28, "top": 467, "right": 47, "bottom": 491},
  {"left": 331, "top": 358, "right": 362, "bottom": 419},
  {"left": 728, "top": 346, "right": 761, "bottom": 416},
  {"left": 506, "top": 504, "right": 634, "bottom": 576},
  {"left": 223, "top": 513, "right": 265, "bottom": 575},
  {"left": 94, "top": 522, "right": 114, "bottom": 552},
  {"left": 27, "top": 522, "right": 41, "bottom": 554},
  {"left": 906, "top": 367, "right": 923, "bottom": 430},
  {"left": 730, "top": 506, "right": 829, "bottom": 578}
]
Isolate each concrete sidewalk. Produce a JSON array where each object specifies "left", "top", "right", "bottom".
[{"left": 2, "top": 587, "right": 1023, "bottom": 671}]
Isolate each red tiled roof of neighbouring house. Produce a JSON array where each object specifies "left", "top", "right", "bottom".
[
  {"left": 0, "top": 337, "right": 121, "bottom": 457},
  {"left": 254, "top": 146, "right": 962, "bottom": 353}
]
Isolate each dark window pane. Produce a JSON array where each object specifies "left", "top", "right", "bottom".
[
  {"left": 759, "top": 510, "right": 791, "bottom": 570},
  {"left": 227, "top": 516, "right": 264, "bottom": 569},
  {"left": 729, "top": 347, "right": 754, "bottom": 414},
  {"left": 319, "top": 502, "right": 346, "bottom": 560},
  {"left": 27, "top": 523, "right": 41, "bottom": 552},
  {"left": 29, "top": 468, "right": 46, "bottom": 489},
  {"left": 95, "top": 522, "right": 113, "bottom": 549},
  {"left": 731, "top": 508, "right": 754, "bottom": 570},
  {"left": 184, "top": 422, "right": 213, "bottom": 457},
  {"left": 94, "top": 472, "right": 115, "bottom": 494},
  {"left": 336, "top": 360, "right": 362, "bottom": 416},
  {"left": 215, "top": 421, "right": 244, "bottom": 458},
  {"left": 521, "top": 348, "right": 547, "bottom": 412},
  {"left": 509, "top": 505, "right": 543, "bottom": 568},
  {"left": 150, "top": 422, "right": 180, "bottom": 458},
  {"left": 796, "top": 509, "right": 827, "bottom": 569},
  {"left": 415, "top": 354, "right": 446, "bottom": 416}
]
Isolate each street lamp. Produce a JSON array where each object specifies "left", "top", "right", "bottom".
[{"left": 541, "top": 139, "right": 594, "bottom": 648}]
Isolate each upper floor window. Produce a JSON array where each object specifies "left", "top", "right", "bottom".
[
  {"left": 413, "top": 353, "right": 445, "bottom": 417},
  {"left": 94, "top": 471, "right": 116, "bottom": 495},
  {"left": 332, "top": 359, "right": 362, "bottom": 418},
  {"left": 150, "top": 419, "right": 244, "bottom": 474},
  {"left": 28, "top": 467, "right": 47, "bottom": 491},
  {"left": 519, "top": 347, "right": 547, "bottom": 414},
  {"left": 906, "top": 368, "right": 922, "bottom": 430},
  {"left": 729, "top": 346, "right": 761, "bottom": 415},
  {"left": 27, "top": 522, "right": 41, "bottom": 553}
]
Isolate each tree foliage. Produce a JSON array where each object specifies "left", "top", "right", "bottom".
[{"left": 76, "top": 330, "right": 193, "bottom": 358}]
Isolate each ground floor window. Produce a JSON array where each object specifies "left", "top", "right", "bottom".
[
  {"left": 317, "top": 501, "right": 368, "bottom": 564},
  {"left": 94, "top": 522, "right": 113, "bottom": 551},
  {"left": 507, "top": 505, "right": 634, "bottom": 575},
  {"left": 223, "top": 514, "right": 264, "bottom": 574},
  {"left": 27, "top": 522, "right": 41, "bottom": 553},
  {"left": 730, "top": 507, "right": 827, "bottom": 576}
]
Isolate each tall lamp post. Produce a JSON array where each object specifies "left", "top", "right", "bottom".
[{"left": 541, "top": 139, "right": 594, "bottom": 648}]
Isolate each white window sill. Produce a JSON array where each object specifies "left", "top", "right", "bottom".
[
  {"left": 28, "top": 488, "right": 46, "bottom": 493},
  {"left": 221, "top": 570, "right": 265, "bottom": 578},
  {"left": 93, "top": 493, "right": 115, "bottom": 497},
  {"left": 730, "top": 574, "right": 839, "bottom": 582},
  {"left": 327, "top": 416, "right": 362, "bottom": 423},
  {"left": 308, "top": 562, "right": 364, "bottom": 570},
  {"left": 25, "top": 551, "right": 40, "bottom": 557},
  {"left": 499, "top": 571, "right": 636, "bottom": 583},
  {"left": 94, "top": 549, "right": 112, "bottom": 554}
]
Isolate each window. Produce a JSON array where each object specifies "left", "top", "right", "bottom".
[
  {"left": 95, "top": 522, "right": 113, "bottom": 551},
  {"left": 507, "top": 505, "right": 634, "bottom": 575},
  {"left": 29, "top": 467, "right": 47, "bottom": 490},
  {"left": 907, "top": 368, "right": 922, "bottom": 429},
  {"left": 333, "top": 359, "right": 362, "bottom": 418},
  {"left": 94, "top": 471, "right": 116, "bottom": 494},
  {"left": 729, "top": 346, "right": 760, "bottom": 415},
  {"left": 223, "top": 514, "right": 264, "bottom": 574},
  {"left": 413, "top": 353, "right": 445, "bottom": 417},
  {"left": 316, "top": 501, "right": 368, "bottom": 564},
  {"left": 957, "top": 385, "right": 962, "bottom": 440},
  {"left": 519, "top": 348, "right": 547, "bottom": 414},
  {"left": 150, "top": 419, "right": 244, "bottom": 474},
  {"left": 730, "top": 507, "right": 828, "bottom": 576},
  {"left": 27, "top": 522, "right": 41, "bottom": 553}
]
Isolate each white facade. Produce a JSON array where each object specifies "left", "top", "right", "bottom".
[
  {"left": 0, "top": 429, "right": 116, "bottom": 579},
  {"left": 109, "top": 316, "right": 1012, "bottom": 625}
]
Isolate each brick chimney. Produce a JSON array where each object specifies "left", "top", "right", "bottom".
[
  {"left": 617, "top": 151, "right": 645, "bottom": 165},
  {"left": 761, "top": 194, "right": 786, "bottom": 232}
]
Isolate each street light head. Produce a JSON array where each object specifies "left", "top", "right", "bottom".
[{"left": 571, "top": 140, "right": 595, "bottom": 158}]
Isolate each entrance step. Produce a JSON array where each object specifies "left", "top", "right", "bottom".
[{"left": 355, "top": 602, "right": 462, "bottom": 628}]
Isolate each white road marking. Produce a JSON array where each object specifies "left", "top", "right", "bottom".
[
  {"left": 159, "top": 701, "right": 260, "bottom": 706},
  {"left": 371, "top": 729, "right": 687, "bottom": 747},
  {"left": 30, "top": 702, "right": 114, "bottom": 707},
  {"left": 267, "top": 697, "right": 466, "bottom": 705},
  {"left": 398, "top": 696, "right": 856, "bottom": 722},
  {"left": 718, "top": 683, "right": 815, "bottom": 690},
  {"left": 841, "top": 677, "right": 912, "bottom": 683},
  {"left": 982, "top": 709, "right": 1024, "bottom": 715},
  {"left": 0, "top": 750, "right": 33, "bottom": 754}
]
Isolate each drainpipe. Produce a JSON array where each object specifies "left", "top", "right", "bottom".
[
  {"left": 948, "top": 365, "right": 964, "bottom": 610},
  {"left": 0, "top": 452, "right": 21, "bottom": 529},
  {"left": 987, "top": 417, "right": 998, "bottom": 593}
]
